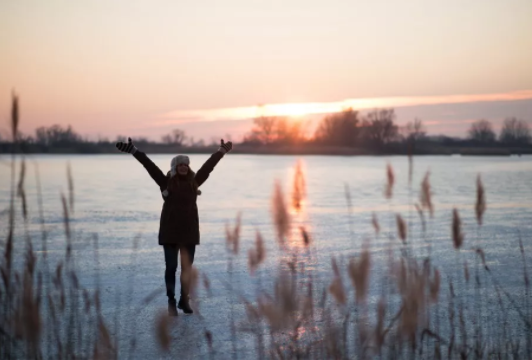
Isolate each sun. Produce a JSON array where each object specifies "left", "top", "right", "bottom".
[{"left": 261, "top": 102, "right": 314, "bottom": 118}]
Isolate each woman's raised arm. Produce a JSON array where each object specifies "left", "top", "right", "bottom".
[
  {"left": 116, "top": 138, "right": 167, "bottom": 189},
  {"left": 194, "top": 139, "right": 233, "bottom": 187}
]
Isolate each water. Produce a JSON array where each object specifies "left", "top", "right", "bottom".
[{"left": 1, "top": 153, "right": 532, "bottom": 358}]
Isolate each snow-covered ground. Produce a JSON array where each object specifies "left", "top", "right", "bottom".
[{"left": 2, "top": 154, "right": 532, "bottom": 359}]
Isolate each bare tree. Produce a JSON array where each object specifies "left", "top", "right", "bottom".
[
  {"left": 403, "top": 118, "right": 426, "bottom": 142},
  {"left": 361, "top": 109, "right": 399, "bottom": 147},
  {"left": 247, "top": 116, "right": 277, "bottom": 144},
  {"left": 468, "top": 119, "right": 496, "bottom": 143},
  {"left": 314, "top": 108, "right": 361, "bottom": 147},
  {"left": 161, "top": 129, "right": 187, "bottom": 146},
  {"left": 499, "top": 117, "right": 531, "bottom": 145},
  {"left": 35, "top": 124, "right": 81, "bottom": 145}
]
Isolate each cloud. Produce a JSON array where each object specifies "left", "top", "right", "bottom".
[
  {"left": 423, "top": 119, "right": 479, "bottom": 126},
  {"left": 156, "top": 90, "right": 532, "bottom": 125}
]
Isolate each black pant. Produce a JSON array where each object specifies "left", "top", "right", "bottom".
[{"left": 163, "top": 244, "right": 196, "bottom": 300}]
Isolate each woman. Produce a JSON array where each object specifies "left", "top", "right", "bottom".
[{"left": 116, "top": 137, "right": 233, "bottom": 316}]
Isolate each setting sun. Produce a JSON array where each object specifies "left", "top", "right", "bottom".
[{"left": 259, "top": 103, "right": 315, "bottom": 118}]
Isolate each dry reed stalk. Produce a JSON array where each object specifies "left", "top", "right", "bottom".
[
  {"left": 356, "top": 314, "right": 371, "bottom": 354},
  {"left": 225, "top": 212, "right": 241, "bottom": 255},
  {"left": 518, "top": 237, "right": 530, "bottom": 287},
  {"left": 394, "top": 258, "right": 437, "bottom": 344},
  {"left": 475, "top": 248, "right": 488, "bottom": 270},
  {"left": 408, "top": 150, "right": 413, "bottom": 187},
  {"left": 60, "top": 195, "right": 72, "bottom": 258},
  {"left": 344, "top": 183, "right": 352, "bottom": 209},
  {"left": 329, "top": 258, "right": 346, "bottom": 305},
  {"left": 291, "top": 160, "right": 306, "bottom": 211},
  {"left": 329, "top": 277, "right": 346, "bottom": 306},
  {"left": 300, "top": 226, "right": 311, "bottom": 246},
  {"left": 385, "top": 163, "right": 394, "bottom": 199},
  {"left": 202, "top": 273, "right": 211, "bottom": 294},
  {"left": 248, "top": 230, "right": 266, "bottom": 274},
  {"left": 420, "top": 171, "right": 434, "bottom": 217},
  {"left": 303, "top": 282, "right": 314, "bottom": 319},
  {"left": 429, "top": 269, "right": 441, "bottom": 303},
  {"left": 244, "top": 299, "right": 260, "bottom": 323},
  {"left": 204, "top": 331, "right": 213, "bottom": 353},
  {"left": 475, "top": 175, "right": 486, "bottom": 225},
  {"left": 258, "top": 299, "right": 283, "bottom": 331},
  {"left": 452, "top": 208, "right": 464, "bottom": 249},
  {"left": 94, "top": 317, "right": 115, "bottom": 359},
  {"left": 258, "top": 275, "right": 299, "bottom": 332},
  {"left": 276, "top": 275, "right": 298, "bottom": 314},
  {"left": 463, "top": 261, "right": 470, "bottom": 283},
  {"left": 348, "top": 243, "right": 371, "bottom": 304},
  {"left": 11, "top": 92, "right": 18, "bottom": 141},
  {"left": 155, "top": 311, "right": 170, "bottom": 352},
  {"left": 374, "top": 298, "right": 387, "bottom": 353},
  {"left": 12, "top": 271, "right": 42, "bottom": 350},
  {"left": 331, "top": 256, "right": 340, "bottom": 277},
  {"left": 67, "top": 163, "right": 74, "bottom": 212},
  {"left": 414, "top": 203, "right": 426, "bottom": 233},
  {"left": 255, "top": 230, "right": 266, "bottom": 264},
  {"left": 272, "top": 181, "right": 290, "bottom": 246},
  {"left": 395, "top": 257, "right": 407, "bottom": 295},
  {"left": 287, "top": 253, "right": 297, "bottom": 274},
  {"left": 396, "top": 214, "right": 407, "bottom": 243},
  {"left": 16, "top": 159, "right": 27, "bottom": 220},
  {"left": 82, "top": 289, "right": 91, "bottom": 313},
  {"left": 372, "top": 212, "right": 380, "bottom": 235},
  {"left": 141, "top": 289, "right": 162, "bottom": 306}
]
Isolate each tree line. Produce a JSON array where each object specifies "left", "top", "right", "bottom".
[
  {"left": 1, "top": 108, "right": 530, "bottom": 153},
  {"left": 243, "top": 108, "right": 531, "bottom": 148}
]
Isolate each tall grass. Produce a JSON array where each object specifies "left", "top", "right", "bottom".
[{"left": 1, "top": 94, "right": 531, "bottom": 359}]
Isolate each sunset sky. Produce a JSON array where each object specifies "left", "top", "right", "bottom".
[{"left": 1, "top": 0, "right": 532, "bottom": 142}]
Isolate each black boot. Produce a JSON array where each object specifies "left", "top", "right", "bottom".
[
  {"left": 178, "top": 296, "right": 193, "bottom": 314},
  {"left": 168, "top": 298, "right": 178, "bottom": 317}
]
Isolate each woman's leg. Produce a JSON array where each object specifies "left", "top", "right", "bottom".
[
  {"left": 163, "top": 245, "right": 179, "bottom": 301},
  {"left": 178, "top": 245, "right": 196, "bottom": 313}
]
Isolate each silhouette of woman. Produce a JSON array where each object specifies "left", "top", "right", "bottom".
[{"left": 116, "top": 137, "right": 233, "bottom": 316}]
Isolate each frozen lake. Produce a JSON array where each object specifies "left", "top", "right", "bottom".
[{"left": 1, "top": 153, "right": 532, "bottom": 359}]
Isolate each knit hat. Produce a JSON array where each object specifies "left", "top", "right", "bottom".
[{"left": 170, "top": 155, "right": 190, "bottom": 177}]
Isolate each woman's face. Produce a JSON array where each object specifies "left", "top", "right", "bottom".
[{"left": 177, "top": 163, "right": 189, "bottom": 175}]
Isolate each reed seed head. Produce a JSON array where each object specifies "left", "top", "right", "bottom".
[
  {"left": 385, "top": 163, "right": 395, "bottom": 199},
  {"left": 475, "top": 174, "right": 486, "bottom": 225},
  {"left": 452, "top": 208, "right": 464, "bottom": 249}
]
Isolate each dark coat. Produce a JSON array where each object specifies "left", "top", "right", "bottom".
[{"left": 133, "top": 151, "right": 224, "bottom": 245}]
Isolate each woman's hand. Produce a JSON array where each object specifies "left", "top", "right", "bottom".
[
  {"left": 218, "top": 139, "right": 233, "bottom": 154},
  {"left": 116, "top": 137, "right": 138, "bottom": 154}
]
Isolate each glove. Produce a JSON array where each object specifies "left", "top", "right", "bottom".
[
  {"left": 116, "top": 137, "right": 138, "bottom": 154},
  {"left": 218, "top": 139, "right": 233, "bottom": 154},
  {"left": 162, "top": 189, "right": 170, "bottom": 199}
]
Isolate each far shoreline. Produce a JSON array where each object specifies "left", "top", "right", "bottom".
[{"left": 1, "top": 143, "right": 531, "bottom": 157}]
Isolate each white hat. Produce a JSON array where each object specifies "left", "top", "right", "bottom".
[{"left": 170, "top": 155, "right": 190, "bottom": 177}]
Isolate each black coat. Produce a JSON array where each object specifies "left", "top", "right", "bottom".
[{"left": 133, "top": 151, "right": 224, "bottom": 245}]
